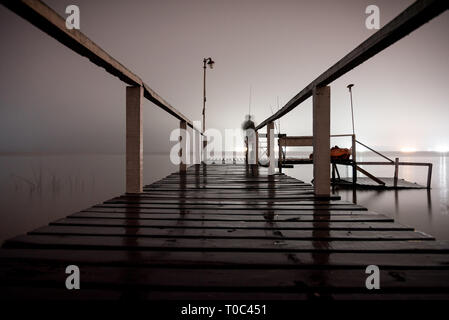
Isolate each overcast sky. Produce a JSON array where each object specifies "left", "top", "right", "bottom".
[{"left": 0, "top": 0, "right": 448, "bottom": 153}]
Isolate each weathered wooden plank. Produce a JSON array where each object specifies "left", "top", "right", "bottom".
[
  {"left": 146, "top": 184, "right": 312, "bottom": 190},
  {"left": 142, "top": 189, "right": 318, "bottom": 195},
  {"left": 81, "top": 207, "right": 367, "bottom": 215},
  {"left": 73, "top": 210, "right": 389, "bottom": 218},
  {"left": 6, "top": 234, "right": 448, "bottom": 253},
  {"left": 95, "top": 202, "right": 367, "bottom": 211},
  {"left": 135, "top": 195, "right": 335, "bottom": 201},
  {"left": 1, "top": 263, "right": 449, "bottom": 292},
  {"left": 68, "top": 212, "right": 392, "bottom": 222},
  {"left": 30, "top": 225, "right": 432, "bottom": 241},
  {"left": 105, "top": 198, "right": 357, "bottom": 206},
  {"left": 48, "top": 218, "right": 413, "bottom": 230},
  {"left": 2, "top": 249, "right": 449, "bottom": 268}
]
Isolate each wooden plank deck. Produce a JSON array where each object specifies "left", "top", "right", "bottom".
[{"left": 1, "top": 164, "right": 449, "bottom": 300}]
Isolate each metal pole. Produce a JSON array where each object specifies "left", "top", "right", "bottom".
[
  {"left": 202, "top": 59, "right": 207, "bottom": 164},
  {"left": 202, "top": 59, "right": 207, "bottom": 134},
  {"left": 347, "top": 84, "right": 355, "bottom": 135},
  {"left": 202, "top": 57, "right": 214, "bottom": 163},
  {"left": 352, "top": 134, "right": 357, "bottom": 187}
]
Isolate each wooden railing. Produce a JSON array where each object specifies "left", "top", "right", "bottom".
[
  {"left": 345, "top": 135, "right": 433, "bottom": 188},
  {"left": 273, "top": 133, "right": 433, "bottom": 188},
  {"left": 254, "top": 0, "right": 447, "bottom": 196},
  {"left": 1, "top": 0, "right": 202, "bottom": 193}
]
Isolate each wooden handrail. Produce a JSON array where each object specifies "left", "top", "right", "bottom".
[
  {"left": 357, "top": 161, "right": 433, "bottom": 189},
  {"left": 255, "top": 0, "right": 447, "bottom": 130},
  {"left": 1, "top": 0, "right": 200, "bottom": 132},
  {"left": 331, "top": 134, "right": 354, "bottom": 137}
]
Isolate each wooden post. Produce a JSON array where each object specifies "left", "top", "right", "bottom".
[
  {"left": 244, "top": 136, "right": 248, "bottom": 164},
  {"left": 126, "top": 86, "right": 143, "bottom": 193},
  {"left": 278, "top": 139, "right": 283, "bottom": 174},
  {"left": 427, "top": 163, "right": 433, "bottom": 189},
  {"left": 313, "top": 86, "right": 330, "bottom": 197},
  {"left": 393, "top": 157, "right": 399, "bottom": 188},
  {"left": 232, "top": 134, "right": 236, "bottom": 164},
  {"left": 255, "top": 131, "right": 259, "bottom": 165},
  {"left": 267, "top": 122, "right": 275, "bottom": 175},
  {"left": 180, "top": 120, "right": 187, "bottom": 172},
  {"left": 194, "top": 130, "right": 201, "bottom": 166},
  {"left": 352, "top": 134, "right": 357, "bottom": 186}
]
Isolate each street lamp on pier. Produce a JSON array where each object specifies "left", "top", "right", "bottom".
[
  {"left": 202, "top": 57, "right": 215, "bottom": 163},
  {"left": 202, "top": 57, "right": 215, "bottom": 134}
]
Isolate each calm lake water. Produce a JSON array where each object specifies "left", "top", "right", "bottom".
[{"left": 0, "top": 152, "right": 448, "bottom": 243}]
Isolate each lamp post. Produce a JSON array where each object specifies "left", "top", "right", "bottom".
[
  {"left": 347, "top": 84, "right": 355, "bottom": 135},
  {"left": 202, "top": 57, "right": 215, "bottom": 162},
  {"left": 202, "top": 57, "right": 215, "bottom": 134}
]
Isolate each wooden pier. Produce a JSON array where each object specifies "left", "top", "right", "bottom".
[
  {"left": 1, "top": 0, "right": 448, "bottom": 303},
  {"left": 1, "top": 164, "right": 449, "bottom": 300}
]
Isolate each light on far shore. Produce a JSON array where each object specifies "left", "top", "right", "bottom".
[
  {"left": 399, "top": 146, "right": 448, "bottom": 153},
  {"left": 434, "top": 146, "right": 449, "bottom": 153},
  {"left": 400, "top": 147, "right": 417, "bottom": 153}
]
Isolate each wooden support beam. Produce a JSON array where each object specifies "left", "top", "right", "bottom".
[
  {"left": 194, "top": 124, "right": 201, "bottom": 165},
  {"left": 202, "top": 135, "right": 209, "bottom": 164},
  {"left": 256, "top": 0, "right": 448, "bottom": 130},
  {"left": 394, "top": 157, "right": 399, "bottom": 187},
  {"left": 427, "top": 163, "right": 433, "bottom": 189},
  {"left": 126, "top": 86, "right": 143, "bottom": 193},
  {"left": 232, "top": 134, "right": 237, "bottom": 165},
  {"left": 267, "top": 122, "right": 275, "bottom": 175},
  {"left": 179, "top": 120, "right": 187, "bottom": 172},
  {"left": 278, "top": 136, "right": 314, "bottom": 147},
  {"left": 331, "top": 163, "right": 336, "bottom": 183},
  {"left": 313, "top": 86, "right": 330, "bottom": 197},
  {"left": 356, "top": 165, "right": 385, "bottom": 186},
  {"left": 255, "top": 132, "right": 259, "bottom": 165},
  {"left": 356, "top": 139, "right": 394, "bottom": 163},
  {"left": 244, "top": 137, "right": 248, "bottom": 165},
  {"left": 278, "top": 138, "right": 283, "bottom": 174},
  {"left": 352, "top": 134, "right": 357, "bottom": 186}
]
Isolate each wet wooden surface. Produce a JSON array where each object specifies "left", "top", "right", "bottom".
[{"left": 1, "top": 164, "right": 449, "bottom": 300}]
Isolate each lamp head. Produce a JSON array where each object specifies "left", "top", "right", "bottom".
[
  {"left": 207, "top": 58, "right": 215, "bottom": 69},
  {"left": 347, "top": 84, "right": 354, "bottom": 89}
]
